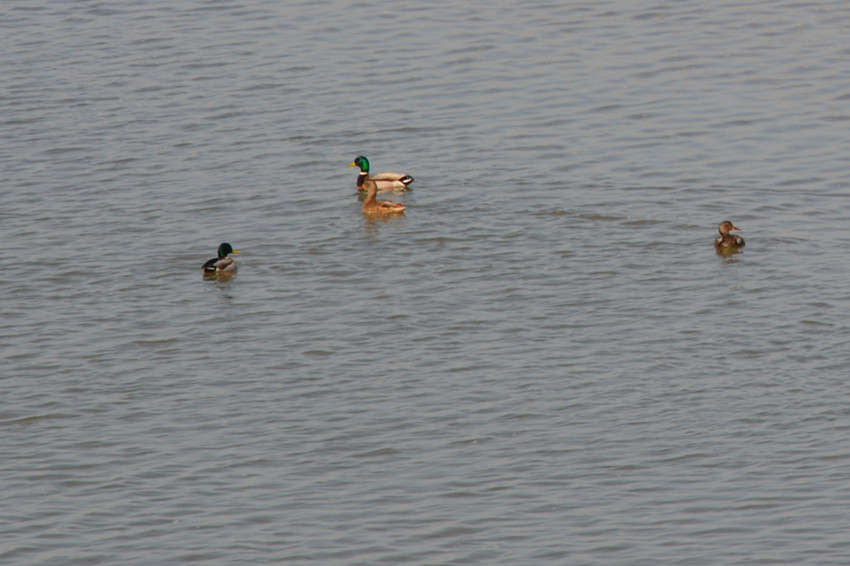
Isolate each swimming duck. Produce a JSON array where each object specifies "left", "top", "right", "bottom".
[
  {"left": 714, "top": 221, "right": 745, "bottom": 249},
  {"left": 349, "top": 155, "right": 414, "bottom": 193},
  {"left": 361, "top": 178, "right": 407, "bottom": 216},
  {"left": 203, "top": 243, "right": 239, "bottom": 273}
]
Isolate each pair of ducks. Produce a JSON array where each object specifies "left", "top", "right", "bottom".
[{"left": 349, "top": 155, "right": 413, "bottom": 216}]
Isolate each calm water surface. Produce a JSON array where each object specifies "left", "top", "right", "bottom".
[{"left": 3, "top": 1, "right": 850, "bottom": 564}]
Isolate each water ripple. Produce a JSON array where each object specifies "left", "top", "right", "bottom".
[{"left": 3, "top": 0, "right": 850, "bottom": 564}]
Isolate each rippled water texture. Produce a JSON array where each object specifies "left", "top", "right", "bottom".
[{"left": 3, "top": 1, "right": 850, "bottom": 564}]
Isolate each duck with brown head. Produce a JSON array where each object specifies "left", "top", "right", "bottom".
[
  {"left": 714, "top": 221, "right": 745, "bottom": 250},
  {"left": 360, "top": 178, "right": 407, "bottom": 217}
]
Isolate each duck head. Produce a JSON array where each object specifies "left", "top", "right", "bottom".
[{"left": 348, "top": 155, "right": 370, "bottom": 173}]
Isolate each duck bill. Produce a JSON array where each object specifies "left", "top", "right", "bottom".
[
  {"left": 231, "top": 250, "right": 240, "bottom": 254},
  {"left": 348, "top": 162, "right": 357, "bottom": 167}
]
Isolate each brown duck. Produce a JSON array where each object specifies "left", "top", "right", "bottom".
[
  {"left": 714, "top": 221, "right": 745, "bottom": 249},
  {"left": 361, "top": 178, "right": 407, "bottom": 216}
]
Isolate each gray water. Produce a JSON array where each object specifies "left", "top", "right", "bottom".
[{"left": 3, "top": 1, "right": 850, "bottom": 564}]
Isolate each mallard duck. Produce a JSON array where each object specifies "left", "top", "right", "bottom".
[
  {"left": 361, "top": 178, "right": 407, "bottom": 216},
  {"left": 714, "top": 221, "right": 745, "bottom": 249},
  {"left": 349, "top": 155, "right": 414, "bottom": 193},
  {"left": 203, "top": 243, "right": 239, "bottom": 273}
]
